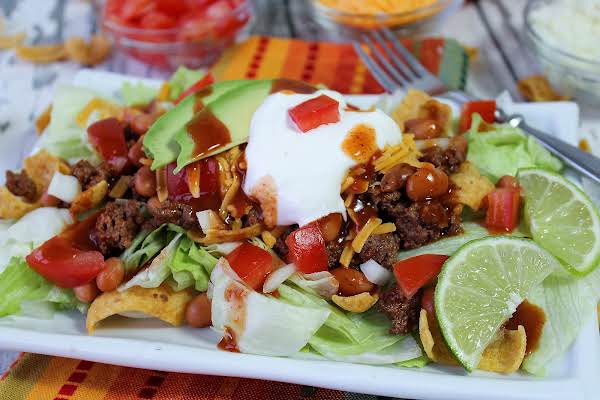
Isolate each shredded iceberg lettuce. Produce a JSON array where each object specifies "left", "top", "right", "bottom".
[
  {"left": 466, "top": 114, "right": 562, "bottom": 182},
  {"left": 522, "top": 266, "right": 600, "bottom": 376},
  {"left": 169, "top": 238, "right": 218, "bottom": 292},
  {"left": 120, "top": 224, "right": 184, "bottom": 274},
  {"left": 122, "top": 82, "right": 159, "bottom": 106},
  {"left": 167, "top": 66, "right": 207, "bottom": 101},
  {"left": 0, "top": 257, "right": 85, "bottom": 318}
]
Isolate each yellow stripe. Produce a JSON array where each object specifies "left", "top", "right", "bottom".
[
  {"left": 70, "top": 364, "right": 122, "bottom": 400},
  {"left": 219, "top": 38, "right": 260, "bottom": 80},
  {"left": 0, "top": 354, "right": 51, "bottom": 400},
  {"left": 350, "top": 61, "right": 367, "bottom": 93},
  {"left": 25, "top": 357, "right": 80, "bottom": 400},
  {"left": 255, "top": 38, "right": 288, "bottom": 79}
]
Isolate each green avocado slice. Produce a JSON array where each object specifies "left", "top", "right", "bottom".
[
  {"left": 174, "top": 80, "right": 273, "bottom": 173},
  {"left": 144, "top": 80, "right": 253, "bottom": 170}
]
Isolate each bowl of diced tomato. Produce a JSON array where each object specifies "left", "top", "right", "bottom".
[{"left": 99, "top": 0, "right": 253, "bottom": 69}]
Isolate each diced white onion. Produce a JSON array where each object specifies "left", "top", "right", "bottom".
[
  {"left": 209, "top": 241, "right": 242, "bottom": 256},
  {"left": 360, "top": 259, "right": 392, "bottom": 286},
  {"left": 196, "top": 210, "right": 224, "bottom": 233},
  {"left": 47, "top": 172, "right": 81, "bottom": 203},
  {"left": 415, "top": 138, "right": 449, "bottom": 151},
  {"left": 263, "top": 263, "right": 297, "bottom": 294},
  {"left": 290, "top": 271, "right": 339, "bottom": 299}
]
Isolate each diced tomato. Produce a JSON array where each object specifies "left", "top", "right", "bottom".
[
  {"left": 392, "top": 255, "right": 449, "bottom": 299},
  {"left": 120, "top": 0, "right": 156, "bottom": 21},
  {"left": 285, "top": 225, "right": 329, "bottom": 274},
  {"left": 25, "top": 214, "right": 105, "bottom": 288},
  {"left": 485, "top": 188, "right": 521, "bottom": 233},
  {"left": 87, "top": 118, "right": 129, "bottom": 173},
  {"left": 459, "top": 100, "right": 496, "bottom": 133},
  {"left": 421, "top": 286, "right": 435, "bottom": 315},
  {"left": 288, "top": 95, "right": 340, "bottom": 133},
  {"left": 140, "top": 11, "right": 177, "bottom": 29},
  {"left": 226, "top": 242, "right": 273, "bottom": 290},
  {"left": 174, "top": 73, "right": 215, "bottom": 105},
  {"left": 156, "top": 0, "right": 189, "bottom": 15}
]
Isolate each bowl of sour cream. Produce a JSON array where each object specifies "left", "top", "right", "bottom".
[{"left": 524, "top": 0, "right": 600, "bottom": 103}]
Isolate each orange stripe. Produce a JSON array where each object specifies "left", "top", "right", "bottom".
[
  {"left": 70, "top": 363, "right": 121, "bottom": 400},
  {"left": 25, "top": 357, "right": 80, "bottom": 400},
  {"left": 103, "top": 367, "right": 156, "bottom": 400},
  {"left": 310, "top": 42, "right": 341, "bottom": 88},
  {"left": 219, "top": 37, "right": 261, "bottom": 80},
  {"left": 279, "top": 39, "right": 309, "bottom": 81},
  {"left": 418, "top": 38, "right": 444, "bottom": 76},
  {"left": 331, "top": 44, "right": 358, "bottom": 93},
  {"left": 254, "top": 37, "right": 289, "bottom": 79}
]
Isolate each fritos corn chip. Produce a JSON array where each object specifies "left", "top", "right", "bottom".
[
  {"left": 332, "top": 292, "right": 379, "bottom": 313},
  {"left": 419, "top": 309, "right": 526, "bottom": 373},
  {"left": 15, "top": 43, "right": 67, "bottom": 63},
  {"left": 450, "top": 161, "right": 495, "bottom": 211},
  {"left": 390, "top": 89, "right": 431, "bottom": 130},
  {"left": 0, "top": 32, "right": 25, "bottom": 49},
  {"left": 64, "top": 34, "right": 112, "bottom": 66},
  {"left": 70, "top": 180, "right": 108, "bottom": 216},
  {"left": 86, "top": 285, "right": 194, "bottom": 335},
  {"left": 0, "top": 187, "right": 39, "bottom": 219},
  {"left": 517, "top": 75, "right": 568, "bottom": 102},
  {"left": 23, "top": 149, "right": 70, "bottom": 195}
]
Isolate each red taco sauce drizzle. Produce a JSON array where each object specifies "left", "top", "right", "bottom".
[
  {"left": 186, "top": 109, "right": 231, "bottom": 161},
  {"left": 506, "top": 299, "right": 546, "bottom": 355},
  {"left": 218, "top": 283, "right": 248, "bottom": 353}
]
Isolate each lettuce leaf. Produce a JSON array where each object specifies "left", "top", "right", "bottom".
[
  {"left": 120, "top": 224, "right": 184, "bottom": 274},
  {"left": 277, "top": 283, "right": 422, "bottom": 364},
  {"left": 0, "top": 257, "right": 84, "bottom": 318},
  {"left": 169, "top": 238, "right": 218, "bottom": 292},
  {"left": 39, "top": 85, "right": 104, "bottom": 161},
  {"left": 522, "top": 266, "right": 600, "bottom": 376},
  {"left": 122, "top": 82, "right": 158, "bottom": 106},
  {"left": 466, "top": 114, "right": 562, "bottom": 182},
  {"left": 168, "top": 66, "right": 207, "bottom": 101}
]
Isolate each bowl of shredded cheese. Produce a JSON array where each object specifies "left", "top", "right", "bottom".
[
  {"left": 310, "top": 0, "right": 462, "bottom": 34},
  {"left": 524, "top": 0, "right": 600, "bottom": 103}
]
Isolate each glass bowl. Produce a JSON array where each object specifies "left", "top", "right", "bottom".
[
  {"left": 309, "top": 0, "right": 463, "bottom": 39},
  {"left": 524, "top": 0, "right": 600, "bottom": 104},
  {"left": 98, "top": 0, "right": 254, "bottom": 70}
]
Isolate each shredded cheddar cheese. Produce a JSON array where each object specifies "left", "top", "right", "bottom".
[
  {"left": 352, "top": 217, "right": 382, "bottom": 253},
  {"left": 261, "top": 231, "right": 277, "bottom": 248},
  {"left": 158, "top": 82, "right": 171, "bottom": 102},
  {"left": 76, "top": 98, "right": 121, "bottom": 128},
  {"left": 340, "top": 241, "right": 355, "bottom": 267},
  {"left": 374, "top": 134, "right": 422, "bottom": 173},
  {"left": 372, "top": 222, "right": 396, "bottom": 235}
]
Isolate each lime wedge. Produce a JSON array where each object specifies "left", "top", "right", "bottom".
[
  {"left": 518, "top": 168, "right": 600, "bottom": 275},
  {"left": 435, "top": 237, "right": 560, "bottom": 371}
]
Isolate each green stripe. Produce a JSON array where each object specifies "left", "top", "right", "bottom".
[
  {"left": 439, "top": 38, "right": 469, "bottom": 90},
  {"left": 0, "top": 354, "right": 52, "bottom": 400}
]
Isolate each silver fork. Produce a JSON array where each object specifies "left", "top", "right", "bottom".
[{"left": 352, "top": 29, "right": 600, "bottom": 185}]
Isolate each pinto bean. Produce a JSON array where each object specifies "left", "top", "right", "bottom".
[
  {"left": 330, "top": 267, "right": 374, "bottom": 296},
  {"left": 404, "top": 118, "right": 443, "bottom": 139},
  {"left": 96, "top": 257, "right": 125, "bottom": 292},
  {"left": 133, "top": 166, "right": 157, "bottom": 197},
  {"left": 380, "top": 163, "right": 417, "bottom": 193},
  {"left": 317, "top": 213, "right": 343, "bottom": 242},
  {"left": 128, "top": 136, "right": 146, "bottom": 166},
  {"left": 406, "top": 167, "right": 449, "bottom": 201},
  {"left": 74, "top": 283, "right": 99, "bottom": 303},
  {"left": 185, "top": 293, "right": 212, "bottom": 328}
]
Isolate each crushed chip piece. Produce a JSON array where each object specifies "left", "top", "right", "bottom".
[
  {"left": 332, "top": 292, "right": 379, "bottom": 313},
  {"left": 64, "top": 34, "right": 112, "bottom": 66},
  {"left": 15, "top": 43, "right": 67, "bottom": 63},
  {"left": 35, "top": 104, "right": 53, "bottom": 135},
  {"left": 450, "top": 161, "right": 495, "bottom": 211},
  {"left": 23, "top": 149, "right": 71, "bottom": 195},
  {"left": 0, "top": 32, "right": 25, "bottom": 49},
  {"left": 419, "top": 309, "right": 526, "bottom": 373},
  {"left": 70, "top": 180, "right": 108, "bottom": 215},
  {"left": 390, "top": 89, "right": 431, "bottom": 129},
  {"left": 86, "top": 285, "right": 194, "bottom": 334},
  {"left": 0, "top": 187, "right": 39, "bottom": 219},
  {"left": 517, "top": 75, "right": 568, "bottom": 102}
]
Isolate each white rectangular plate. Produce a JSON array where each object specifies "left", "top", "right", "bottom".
[{"left": 0, "top": 70, "right": 598, "bottom": 400}]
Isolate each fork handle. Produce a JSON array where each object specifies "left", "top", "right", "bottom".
[{"left": 506, "top": 114, "right": 600, "bottom": 185}]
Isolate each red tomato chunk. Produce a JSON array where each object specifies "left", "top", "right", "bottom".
[
  {"left": 226, "top": 242, "right": 273, "bottom": 290},
  {"left": 459, "top": 100, "right": 496, "bottom": 133},
  {"left": 285, "top": 224, "right": 329, "bottom": 273},
  {"left": 486, "top": 188, "right": 521, "bottom": 233},
  {"left": 392, "top": 254, "right": 448, "bottom": 299},
  {"left": 288, "top": 95, "right": 340, "bottom": 133},
  {"left": 87, "top": 118, "right": 129, "bottom": 173}
]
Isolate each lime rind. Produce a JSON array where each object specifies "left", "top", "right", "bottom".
[
  {"left": 518, "top": 168, "right": 600, "bottom": 276},
  {"left": 434, "top": 236, "right": 561, "bottom": 371}
]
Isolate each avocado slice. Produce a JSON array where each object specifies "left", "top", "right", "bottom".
[
  {"left": 174, "top": 80, "right": 273, "bottom": 173},
  {"left": 144, "top": 80, "right": 253, "bottom": 170}
]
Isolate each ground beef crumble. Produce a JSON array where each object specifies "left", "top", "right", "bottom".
[
  {"left": 5, "top": 170, "right": 37, "bottom": 202},
  {"left": 419, "top": 146, "right": 466, "bottom": 175},
  {"left": 357, "top": 233, "right": 400, "bottom": 269},
  {"left": 145, "top": 199, "right": 198, "bottom": 230},
  {"left": 71, "top": 160, "right": 112, "bottom": 191},
  {"left": 91, "top": 200, "right": 146, "bottom": 256},
  {"left": 379, "top": 284, "right": 422, "bottom": 335}
]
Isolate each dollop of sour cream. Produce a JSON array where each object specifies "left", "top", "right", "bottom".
[{"left": 243, "top": 90, "right": 402, "bottom": 227}]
